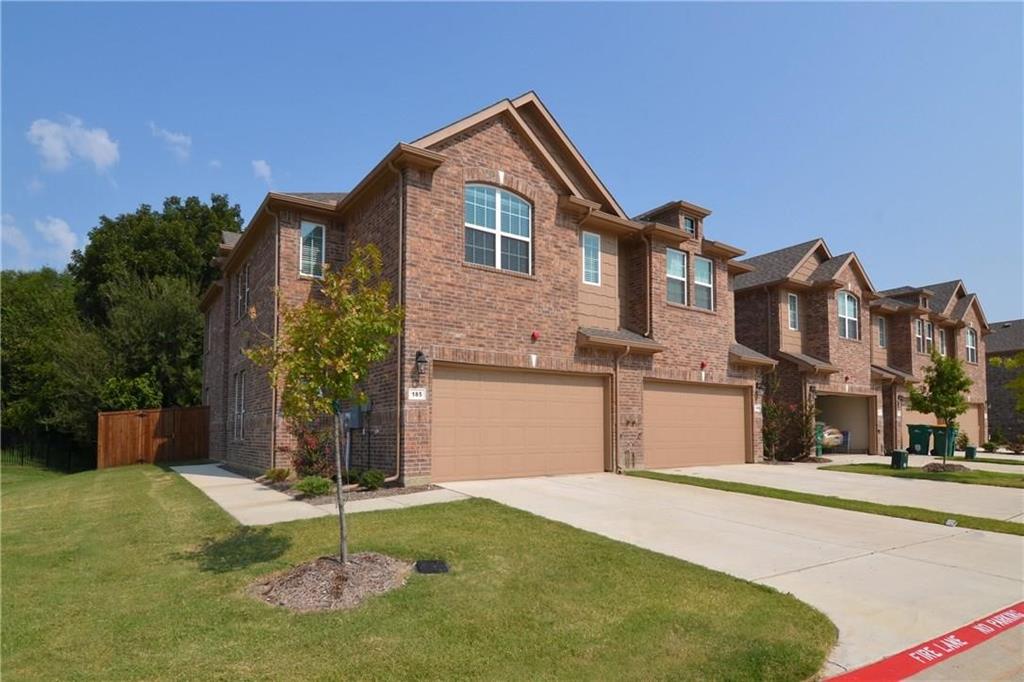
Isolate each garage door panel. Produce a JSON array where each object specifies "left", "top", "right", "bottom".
[
  {"left": 432, "top": 366, "right": 606, "bottom": 482},
  {"left": 644, "top": 382, "right": 749, "bottom": 469}
]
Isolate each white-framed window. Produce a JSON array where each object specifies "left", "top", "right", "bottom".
[
  {"left": 938, "top": 328, "right": 948, "bottom": 356},
  {"left": 581, "top": 231, "right": 600, "bottom": 285},
  {"left": 464, "top": 184, "right": 532, "bottom": 275},
  {"left": 683, "top": 216, "right": 696, "bottom": 236},
  {"left": 300, "top": 221, "right": 325, "bottom": 277},
  {"left": 965, "top": 328, "right": 978, "bottom": 363},
  {"left": 787, "top": 293, "right": 800, "bottom": 330},
  {"left": 915, "top": 319, "right": 925, "bottom": 352},
  {"left": 837, "top": 291, "right": 859, "bottom": 339},
  {"left": 924, "top": 321, "right": 934, "bottom": 353},
  {"left": 666, "top": 248, "right": 687, "bottom": 305},
  {"left": 233, "top": 370, "right": 246, "bottom": 440},
  {"left": 877, "top": 316, "right": 887, "bottom": 348},
  {"left": 694, "top": 256, "right": 714, "bottom": 310}
]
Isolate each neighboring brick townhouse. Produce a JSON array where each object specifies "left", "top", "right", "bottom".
[
  {"left": 986, "top": 319, "right": 1024, "bottom": 442},
  {"left": 200, "top": 92, "right": 777, "bottom": 483},
  {"left": 871, "top": 281, "right": 989, "bottom": 449},
  {"left": 733, "top": 239, "right": 885, "bottom": 454}
]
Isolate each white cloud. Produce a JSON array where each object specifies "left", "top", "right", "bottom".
[
  {"left": 148, "top": 121, "right": 191, "bottom": 161},
  {"left": 26, "top": 116, "right": 119, "bottom": 172},
  {"left": 0, "top": 214, "right": 79, "bottom": 269},
  {"left": 252, "top": 159, "right": 273, "bottom": 186}
]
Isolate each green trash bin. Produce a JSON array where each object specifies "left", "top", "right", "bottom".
[
  {"left": 890, "top": 450, "right": 909, "bottom": 470},
  {"left": 965, "top": 446, "right": 977, "bottom": 460},
  {"left": 907, "top": 424, "right": 932, "bottom": 455},
  {"left": 931, "top": 426, "right": 958, "bottom": 457},
  {"left": 815, "top": 422, "right": 825, "bottom": 458}
]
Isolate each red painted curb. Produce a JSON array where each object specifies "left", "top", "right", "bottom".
[{"left": 829, "top": 602, "right": 1024, "bottom": 681}]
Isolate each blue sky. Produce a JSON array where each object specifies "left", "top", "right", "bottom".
[{"left": 3, "top": 2, "right": 1021, "bottom": 320}]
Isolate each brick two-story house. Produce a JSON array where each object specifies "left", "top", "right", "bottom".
[
  {"left": 201, "top": 92, "right": 775, "bottom": 483},
  {"left": 986, "top": 319, "right": 1024, "bottom": 443},
  {"left": 872, "top": 281, "right": 989, "bottom": 449},
  {"left": 734, "top": 239, "right": 884, "bottom": 454}
]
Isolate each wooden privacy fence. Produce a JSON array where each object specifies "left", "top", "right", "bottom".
[{"left": 97, "top": 406, "right": 209, "bottom": 469}]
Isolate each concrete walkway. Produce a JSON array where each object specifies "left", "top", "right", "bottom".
[
  {"left": 661, "top": 457, "right": 1024, "bottom": 522},
  {"left": 173, "top": 463, "right": 467, "bottom": 525},
  {"left": 441, "top": 473, "right": 1024, "bottom": 675}
]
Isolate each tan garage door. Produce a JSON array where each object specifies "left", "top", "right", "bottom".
[
  {"left": 643, "top": 381, "right": 749, "bottom": 468},
  {"left": 432, "top": 365, "right": 607, "bottom": 482},
  {"left": 959, "top": 404, "right": 983, "bottom": 447}
]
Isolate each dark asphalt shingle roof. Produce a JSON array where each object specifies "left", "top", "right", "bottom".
[
  {"left": 809, "top": 253, "right": 851, "bottom": 283},
  {"left": 919, "top": 280, "right": 963, "bottom": 314},
  {"left": 221, "top": 230, "right": 242, "bottom": 247},
  {"left": 988, "top": 319, "right": 1024, "bottom": 354},
  {"left": 729, "top": 343, "right": 776, "bottom": 365},
  {"left": 280, "top": 192, "right": 349, "bottom": 204},
  {"left": 733, "top": 238, "right": 823, "bottom": 291},
  {"left": 878, "top": 286, "right": 919, "bottom": 297}
]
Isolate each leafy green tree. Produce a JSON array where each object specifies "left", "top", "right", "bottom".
[
  {"left": 909, "top": 351, "right": 973, "bottom": 462},
  {"left": 69, "top": 194, "right": 241, "bottom": 322},
  {"left": 990, "top": 352, "right": 1024, "bottom": 414},
  {"left": 247, "top": 245, "right": 404, "bottom": 564},
  {"left": 1, "top": 269, "right": 80, "bottom": 432},
  {"left": 98, "top": 373, "right": 163, "bottom": 411},
  {"left": 103, "top": 276, "right": 204, "bottom": 407}
]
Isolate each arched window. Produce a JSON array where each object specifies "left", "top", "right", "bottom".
[
  {"left": 464, "top": 184, "right": 532, "bottom": 274},
  {"left": 837, "top": 291, "right": 860, "bottom": 340},
  {"left": 965, "top": 328, "right": 978, "bottom": 363}
]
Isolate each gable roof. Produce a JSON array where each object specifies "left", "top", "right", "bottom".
[
  {"left": 411, "top": 92, "right": 626, "bottom": 218},
  {"left": 988, "top": 319, "right": 1024, "bottom": 353},
  {"left": 733, "top": 238, "right": 826, "bottom": 290},
  {"left": 813, "top": 252, "right": 876, "bottom": 293},
  {"left": 918, "top": 280, "right": 965, "bottom": 315},
  {"left": 950, "top": 293, "right": 990, "bottom": 329},
  {"left": 279, "top": 192, "right": 349, "bottom": 206}
]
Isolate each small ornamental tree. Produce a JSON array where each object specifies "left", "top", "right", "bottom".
[
  {"left": 908, "top": 350, "right": 973, "bottom": 462},
  {"left": 246, "top": 244, "right": 403, "bottom": 564},
  {"left": 990, "top": 351, "right": 1024, "bottom": 414}
]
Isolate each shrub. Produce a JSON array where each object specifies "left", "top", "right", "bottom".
[
  {"left": 1010, "top": 441, "right": 1024, "bottom": 455},
  {"left": 991, "top": 427, "right": 1006, "bottom": 446},
  {"left": 340, "top": 467, "right": 364, "bottom": 485},
  {"left": 264, "top": 467, "right": 290, "bottom": 483},
  {"left": 981, "top": 441, "right": 997, "bottom": 453},
  {"left": 294, "top": 476, "right": 331, "bottom": 497},
  {"left": 955, "top": 431, "right": 969, "bottom": 450},
  {"left": 290, "top": 428, "right": 336, "bottom": 479},
  {"left": 359, "top": 469, "right": 386, "bottom": 490}
]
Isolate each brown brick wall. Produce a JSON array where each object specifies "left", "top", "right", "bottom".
[{"left": 988, "top": 350, "right": 1023, "bottom": 441}]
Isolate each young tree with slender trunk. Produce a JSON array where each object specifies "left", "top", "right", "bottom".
[
  {"left": 908, "top": 350, "right": 973, "bottom": 463},
  {"left": 247, "top": 244, "right": 403, "bottom": 564}
]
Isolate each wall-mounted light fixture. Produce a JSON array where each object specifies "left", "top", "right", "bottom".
[{"left": 414, "top": 351, "right": 429, "bottom": 378}]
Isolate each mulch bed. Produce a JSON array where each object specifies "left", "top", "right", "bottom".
[
  {"left": 258, "top": 477, "right": 438, "bottom": 506},
  {"left": 248, "top": 552, "right": 413, "bottom": 612},
  {"left": 922, "top": 462, "right": 972, "bottom": 473}
]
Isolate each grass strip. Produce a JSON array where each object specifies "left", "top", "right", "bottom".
[
  {"left": 822, "top": 463, "right": 1024, "bottom": 489},
  {"left": 627, "top": 470, "right": 1024, "bottom": 536},
  {"left": 936, "top": 455, "right": 1024, "bottom": 467}
]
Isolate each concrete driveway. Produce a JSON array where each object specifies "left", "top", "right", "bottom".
[
  {"left": 664, "top": 455, "right": 1024, "bottom": 522},
  {"left": 441, "top": 473, "right": 1024, "bottom": 676}
]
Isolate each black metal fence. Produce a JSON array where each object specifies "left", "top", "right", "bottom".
[{"left": 1, "top": 431, "right": 96, "bottom": 473}]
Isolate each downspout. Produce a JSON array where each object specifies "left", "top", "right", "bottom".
[
  {"left": 267, "top": 205, "right": 281, "bottom": 468},
  {"left": 613, "top": 345, "right": 630, "bottom": 472},
  {"left": 642, "top": 235, "right": 653, "bottom": 338},
  {"left": 388, "top": 161, "right": 404, "bottom": 485}
]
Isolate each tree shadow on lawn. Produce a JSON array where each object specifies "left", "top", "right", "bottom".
[{"left": 175, "top": 526, "right": 291, "bottom": 573}]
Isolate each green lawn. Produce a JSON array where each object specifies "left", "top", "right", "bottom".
[
  {"left": 822, "top": 463, "right": 1024, "bottom": 488},
  {"left": 628, "top": 471, "right": 1024, "bottom": 537},
  {"left": 2, "top": 464, "right": 835, "bottom": 680},
  {"left": 940, "top": 455, "right": 1024, "bottom": 466}
]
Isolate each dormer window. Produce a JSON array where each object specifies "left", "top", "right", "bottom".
[
  {"left": 683, "top": 216, "right": 696, "bottom": 236},
  {"left": 837, "top": 291, "right": 859, "bottom": 339},
  {"left": 464, "top": 184, "right": 532, "bottom": 275}
]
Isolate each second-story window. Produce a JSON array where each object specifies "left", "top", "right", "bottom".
[
  {"left": 683, "top": 216, "right": 696, "bottom": 236},
  {"left": 787, "top": 293, "right": 800, "bottom": 330},
  {"left": 965, "top": 328, "right": 978, "bottom": 363},
  {"left": 581, "top": 231, "right": 600, "bottom": 285},
  {"left": 300, "top": 221, "right": 325, "bottom": 277},
  {"left": 915, "top": 319, "right": 925, "bottom": 352},
  {"left": 235, "top": 264, "right": 249, "bottom": 321},
  {"left": 877, "top": 317, "right": 887, "bottom": 348},
  {"left": 694, "top": 256, "right": 714, "bottom": 310},
  {"left": 938, "top": 328, "right": 947, "bottom": 356},
  {"left": 666, "top": 248, "right": 686, "bottom": 305},
  {"left": 924, "top": 321, "right": 934, "bottom": 353},
  {"left": 838, "top": 291, "right": 859, "bottom": 339},
  {"left": 464, "top": 184, "right": 532, "bottom": 275}
]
